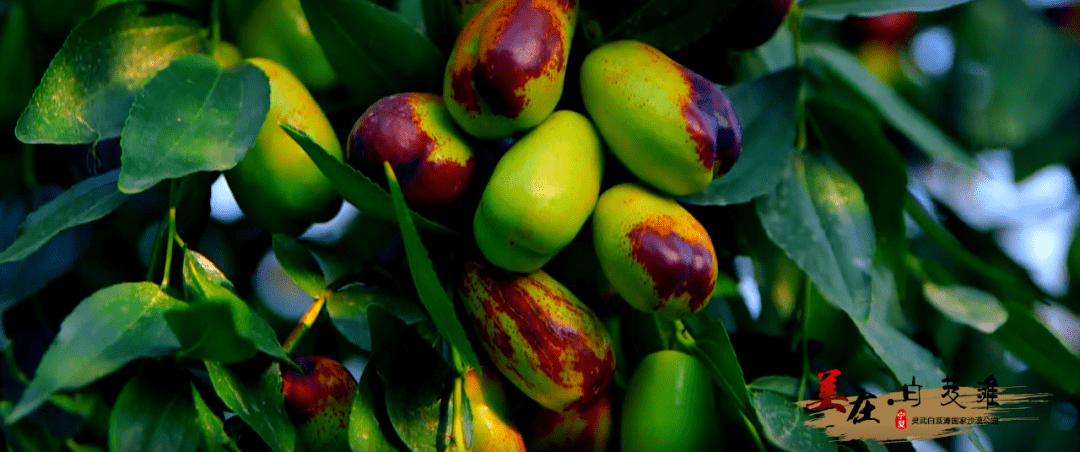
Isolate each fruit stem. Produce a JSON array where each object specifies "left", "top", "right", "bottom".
[
  {"left": 452, "top": 363, "right": 469, "bottom": 452},
  {"left": 209, "top": 0, "right": 221, "bottom": 55},
  {"left": 162, "top": 179, "right": 181, "bottom": 289},
  {"left": 742, "top": 412, "right": 768, "bottom": 452},
  {"left": 672, "top": 319, "right": 696, "bottom": 350},
  {"left": 21, "top": 143, "right": 36, "bottom": 189},
  {"left": 282, "top": 290, "right": 329, "bottom": 355},
  {"left": 789, "top": 5, "right": 807, "bottom": 153},
  {"left": 797, "top": 274, "right": 811, "bottom": 401},
  {"left": 3, "top": 344, "right": 29, "bottom": 383}
]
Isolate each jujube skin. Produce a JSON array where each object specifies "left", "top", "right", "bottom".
[
  {"left": 592, "top": 183, "right": 719, "bottom": 320},
  {"left": 580, "top": 39, "right": 742, "bottom": 197},
  {"left": 464, "top": 366, "right": 528, "bottom": 452},
  {"left": 458, "top": 260, "right": 615, "bottom": 412},
  {"left": 347, "top": 92, "right": 476, "bottom": 210},
  {"left": 473, "top": 110, "right": 604, "bottom": 274},
  {"left": 444, "top": 0, "right": 579, "bottom": 139},
  {"left": 527, "top": 388, "right": 613, "bottom": 452},
  {"left": 224, "top": 58, "right": 343, "bottom": 236},
  {"left": 621, "top": 351, "right": 720, "bottom": 452},
  {"left": 280, "top": 356, "right": 357, "bottom": 452},
  {"left": 236, "top": 0, "right": 338, "bottom": 90}
]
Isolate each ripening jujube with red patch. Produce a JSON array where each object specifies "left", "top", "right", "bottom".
[
  {"left": 527, "top": 387, "right": 613, "bottom": 452},
  {"left": 592, "top": 182, "right": 718, "bottom": 320},
  {"left": 580, "top": 40, "right": 742, "bottom": 197},
  {"left": 457, "top": 259, "right": 615, "bottom": 412},
  {"left": 444, "top": 0, "right": 579, "bottom": 139},
  {"left": 280, "top": 356, "right": 357, "bottom": 452},
  {"left": 347, "top": 92, "right": 476, "bottom": 209}
]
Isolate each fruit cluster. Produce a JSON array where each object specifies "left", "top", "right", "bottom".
[{"left": 222, "top": 0, "right": 790, "bottom": 451}]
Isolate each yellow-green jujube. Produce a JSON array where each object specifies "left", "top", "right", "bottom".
[
  {"left": 593, "top": 183, "right": 717, "bottom": 319},
  {"left": 225, "top": 58, "right": 343, "bottom": 236},
  {"left": 621, "top": 351, "right": 720, "bottom": 452},
  {"left": 237, "top": 0, "right": 338, "bottom": 91},
  {"left": 580, "top": 40, "right": 742, "bottom": 197},
  {"left": 212, "top": 41, "right": 244, "bottom": 69},
  {"left": 464, "top": 366, "right": 527, "bottom": 452},
  {"left": 473, "top": 110, "right": 604, "bottom": 273}
]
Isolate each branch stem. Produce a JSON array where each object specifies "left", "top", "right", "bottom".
[{"left": 282, "top": 291, "right": 329, "bottom": 355}]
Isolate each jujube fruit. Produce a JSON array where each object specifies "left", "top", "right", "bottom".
[
  {"left": 527, "top": 388, "right": 612, "bottom": 452},
  {"left": 473, "top": 110, "right": 604, "bottom": 273},
  {"left": 280, "top": 356, "right": 357, "bottom": 452},
  {"left": 592, "top": 183, "right": 718, "bottom": 320},
  {"left": 236, "top": 0, "right": 338, "bottom": 90},
  {"left": 224, "top": 58, "right": 343, "bottom": 236},
  {"left": 714, "top": 0, "right": 793, "bottom": 50},
  {"left": 464, "top": 366, "right": 527, "bottom": 452},
  {"left": 458, "top": 260, "right": 615, "bottom": 412},
  {"left": 444, "top": 0, "right": 578, "bottom": 139},
  {"left": 621, "top": 350, "right": 720, "bottom": 452},
  {"left": 347, "top": 92, "right": 476, "bottom": 209},
  {"left": 848, "top": 12, "right": 919, "bottom": 44},
  {"left": 580, "top": 40, "right": 742, "bottom": 197}
]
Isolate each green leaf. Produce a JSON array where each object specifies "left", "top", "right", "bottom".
[
  {"left": 596, "top": 0, "right": 737, "bottom": 52},
  {"left": 747, "top": 376, "right": 836, "bottom": 452},
  {"left": 384, "top": 372, "right": 450, "bottom": 452},
  {"left": 327, "top": 283, "right": 427, "bottom": 351},
  {"left": 992, "top": 301, "right": 1080, "bottom": 396},
  {"left": 117, "top": 54, "right": 270, "bottom": 193},
  {"left": 805, "top": 44, "right": 974, "bottom": 169},
  {"left": 683, "top": 314, "right": 753, "bottom": 419},
  {"left": 300, "top": 0, "right": 445, "bottom": 107},
  {"left": 746, "top": 375, "right": 800, "bottom": 399},
  {"left": 205, "top": 361, "right": 296, "bottom": 452},
  {"left": 271, "top": 234, "right": 326, "bottom": 298},
  {"left": 109, "top": 373, "right": 199, "bottom": 452},
  {"left": 5, "top": 282, "right": 183, "bottom": 423},
  {"left": 384, "top": 162, "right": 481, "bottom": 371},
  {"left": 801, "top": 0, "right": 974, "bottom": 20},
  {"left": 756, "top": 152, "right": 873, "bottom": 320},
  {"left": 349, "top": 367, "right": 397, "bottom": 452},
  {"left": 190, "top": 382, "right": 229, "bottom": 452},
  {"left": 849, "top": 264, "right": 946, "bottom": 387},
  {"left": 166, "top": 303, "right": 258, "bottom": 364},
  {"left": 807, "top": 98, "right": 908, "bottom": 300},
  {"left": 680, "top": 69, "right": 800, "bottom": 206},
  {"left": 181, "top": 247, "right": 235, "bottom": 295},
  {"left": 15, "top": 2, "right": 206, "bottom": 144},
  {"left": 282, "top": 124, "right": 454, "bottom": 234},
  {"left": 420, "top": 0, "right": 458, "bottom": 51},
  {"left": 0, "top": 170, "right": 128, "bottom": 264},
  {"left": 922, "top": 282, "right": 1008, "bottom": 334},
  {"left": 169, "top": 249, "right": 287, "bottom": 362},
  {"left": 0, "top": 188, "right": 88, "bottom": 313}
]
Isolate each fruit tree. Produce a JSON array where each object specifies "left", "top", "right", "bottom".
[{"left": 1, "top": 0, "right": 1079, "bottom": 451}]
